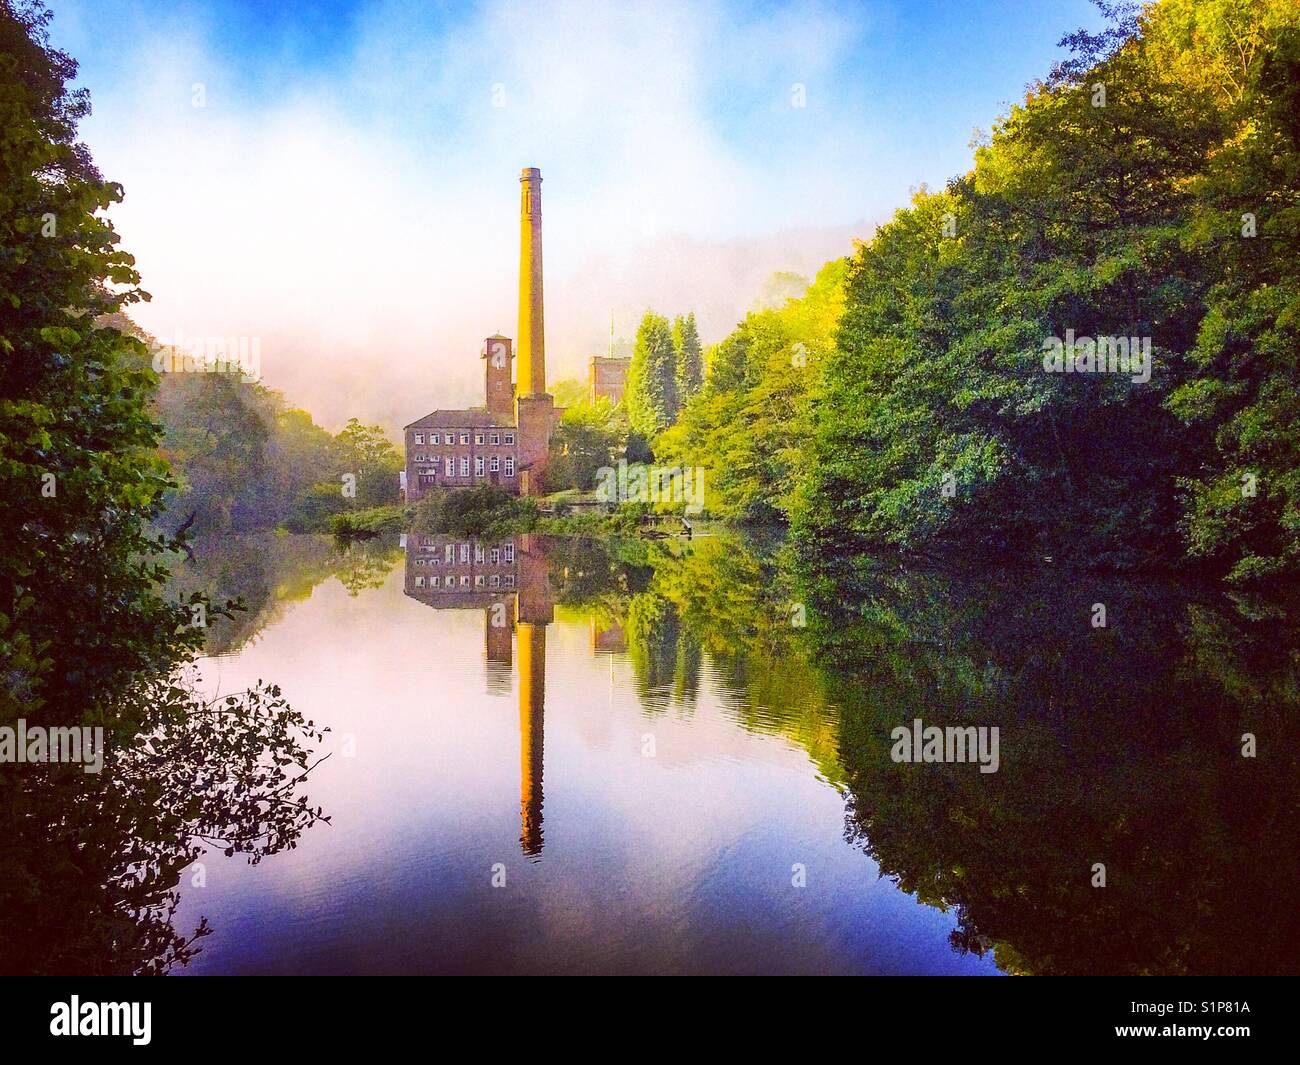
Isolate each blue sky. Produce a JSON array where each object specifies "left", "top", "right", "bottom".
[{"left": 45, "top": 0, "right": 1108, "bottom": 427}]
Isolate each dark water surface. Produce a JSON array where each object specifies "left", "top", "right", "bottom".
[{"left": 163, "top": 531, "right": 1296, "bottom": 975}]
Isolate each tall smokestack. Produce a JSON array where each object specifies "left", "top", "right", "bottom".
[{"left": 517, "top": 167, "right": 545, "bottom": 398}]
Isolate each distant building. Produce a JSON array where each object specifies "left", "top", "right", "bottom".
[
  {"left": 404, "top": 168, "right": 556, "bottom": 502},
  {"left": 404, "top": 361, "right": 520, "bottom": 501},
  {"left": 588, "top": 355, "right": 630, "bottom": 405}
]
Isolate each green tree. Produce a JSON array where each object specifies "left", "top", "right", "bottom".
[
  {"left": 547, "top": 397, "right": 627, "bottom": 490},
  {"left": 0, "top": 1, "right": 334, "bottom": 975},
  {"left": 793, "top": 0, "right": 1300, "bottom": 580},
  {"left": 753, "top": 270, "right": 810, "bottom": 311},
  {"left": 333, "top": 417, "right": 402, "bottom": 508},
  {"left": 0, "top": 0, "right": 199, "bottom": 718},
  {"left": 655, "top": 259, "right": 847, "bottom": 521},
  {"left": 625, "top": 311, "right": 678, "bottom": 438},
  {"left": 672, "top": 312, "right": 704, "bottom": 403}
]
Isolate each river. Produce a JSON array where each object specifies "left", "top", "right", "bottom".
[{"left": 158, "top": 530, "right": 1297, "bottom": 975}]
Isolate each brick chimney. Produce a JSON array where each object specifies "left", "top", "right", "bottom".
[{"left": 514, "top": 167, "right": 553, "bottom": 493}]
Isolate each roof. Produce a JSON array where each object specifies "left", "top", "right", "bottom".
[{"left": 404, "top": 408, "right": 517, "bottom": 429}]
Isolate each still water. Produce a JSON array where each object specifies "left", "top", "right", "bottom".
[{"left": 166, "top": 531, "right": 1296, "bottom": 975}]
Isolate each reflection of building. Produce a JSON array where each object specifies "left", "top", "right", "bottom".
[
  {"left": 588, "top": 355, "right": 630, "bottom": 405},
  {"left": 404, "top": 534, "right": 555, "bottom": 857},
  {"left": 403, "top": 168, "right": 556, "bottom": 502}
]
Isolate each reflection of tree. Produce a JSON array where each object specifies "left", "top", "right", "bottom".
[
  {"left": 626, "top": 594, "right": 690, "bottom": 713},
  {"left": 564, "top": 531, "right": 842, "bottom": 779},
  {"left": 0, "top": 673, "right": 329, "bottom": 975},
  {"left": 166, "top": 534, "right": 402, "bottom": 653},
  {"left": 334, "top": 539, "right": 402, "bottom": 597},
  {"left": 544, "top": 535, "right": 651, "bottom": 610},
  {"left": 800, "top": 555, "right": 1300, "bottom": 975}
]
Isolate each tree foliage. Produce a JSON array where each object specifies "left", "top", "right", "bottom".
[
  {"left": 672, "top": 312, "right": 704, "bottom": 403},
  {"left": 625, "top": 311, "right": 679, "bottom": 438},
  {"left": 546, "top": 396, "right": 627, "bottom": 491},
  {"left": 0, "top": 1, "right": 331, "bottom": 972},
  {"left": 655, "top": 259, "right": 847, "bottom": 521},
  {"left": 791, "top": 0, "right": 1300, "bottom": 580}
]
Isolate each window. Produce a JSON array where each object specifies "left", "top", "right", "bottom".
[
  {"left": 489, "top": 574, "right": 500, "bottom": 588},
  {"left": 431, "top": 576, "right": 440, "bottom": 588},
  {"left": 504, "top": 432, "right": 515, "bottom": 445},
  {"left": 431, "top": 433, "right": 440, "bottom": 445},
  {"left": 445, "top": 544, "right": 454, "bottom": 563},
  {"left": 475, "top": 432, "right": 484, "bottom": 445},
  {"left": 475, "top": 456, "right": 484, "bottom": 477},
  {"left": 460, "top": 575, "right": 470, "bottom": 587},
  {"left": 414, "top": 433, "right": 423, "bottom": 445},
  {"left": 489, "top": 547, "right": 500, "bottom": 564},
  {"left": 415, "top": 453, "right": 425, "bottom": 462},
  {"left": 504, "top": 575, "right": 515, "bottom": 589},
  {"left": 445, "top": 457, "right": 453, "bottom": 476},
  {"left": 504, "top": 543, "right": 515, "bottom": 564},
  {"left": 474, "top": 575, "right": 484, "bottom": 587},
  {"left": 490, "top": 432, "right": 500, "bottom": 445},
  {"left": 459, "top": 456, "right": 469, "bottom": 476},
  {"left": 504, "top": 456, "right": 514, "bottom": 477},
  {"left": 460, "top": 543, "right": 469, "bottom": 563},
  {"left": 474, "top": 545, "right": 484, "bottom": 563},
  {"left": 415, "top": 576, "right": 425, "bottom": 587},
  {"left": 489, "top": 455, "right": 500, "bottom": 473},
  {"left": 460, "top": 433, "right": 469, "bottom": 445}
]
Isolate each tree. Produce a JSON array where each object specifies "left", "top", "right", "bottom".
[
  {"left": 673, "top": 312, "right": 704, "bottom": 403},
  {"left": 792, "top": 0, "right": 1300, "bottom": 580},
  {"left": 333, "top": 418, "right": 402, "bottom": 508},
  {"left": 625, "top": 312, "right": 679, "bottom": 438},
  {"left": 655, "top": 259, "right": 847, "bottom": 522},
  {"left": 547, "top": 397, "right": 627, "bottom": 490},
  {"left": 0, "top": 0, "right": 200, "bottom": 720}
]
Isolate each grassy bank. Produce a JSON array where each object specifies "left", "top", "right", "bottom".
[{"left": 329, "top": 503, "right": 412, "bottom": 538}]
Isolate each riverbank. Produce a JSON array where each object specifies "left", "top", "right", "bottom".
[{"left": 324, "top": 490, "right": 698, "bottom": 542}]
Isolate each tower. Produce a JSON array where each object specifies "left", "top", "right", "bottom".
[
  {"left": 516, "top": 168, "right": 545, "bottom": 398},
  {"left": 514, "top": 167, "right": 554, "bottom": 493},
  {"left": 482, "top": 334, "right": 513, "bottom": 417}
]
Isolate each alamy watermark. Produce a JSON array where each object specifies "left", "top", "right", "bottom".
[
  {"left": 50, "top": 997, "right": 151, "bottom": 1045},
  {"left": 595, "top": 460, "right": 705, "bottom": 515},
  {"left": 1042, "top": 330, "right": 1151, "bottom": 384},
  {"left": 0, "top": 719, "right": 105, "bottom": 774},
  {"left": 150, "top": 331, "right": 261, "bottom": 381},
  {"left": 890, "top": 718, "right": 1000, "bottom": 774}
]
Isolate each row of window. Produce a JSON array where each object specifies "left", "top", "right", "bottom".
[
  {"left": 413, "top": 455, "right": 514, "bottom": 476},
  {"left": 413, "top": 430, "right": 514, "bottom": 446},
  {"left": 415, "top": 542, "right": 516, "bottom": 564},
  {"left": 413, "top": 574, "right": 516, "bottom": 589}
]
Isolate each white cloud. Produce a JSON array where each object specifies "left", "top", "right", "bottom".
[{"left": 60, "top": 0, "right": 880, "bottom": 428}]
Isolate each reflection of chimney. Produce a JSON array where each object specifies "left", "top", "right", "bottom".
[
  {"left": 517, "top": 167, "right": 545, "bottom": 398},
  {"left": 518, "top": 620, "right": 545, "bottom": 857}
]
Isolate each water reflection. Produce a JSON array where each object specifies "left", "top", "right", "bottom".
[
  {"left": 799, "top": 555, "right": 1300, "bottom": 975},
  {"left": 13, "top": 528, "right": 1293, "bottom": 974},
  {"left": 403, "top": 533, "right": 556, "bottom": 857}
]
